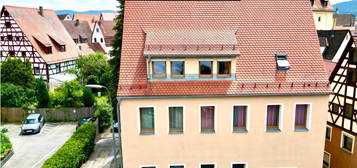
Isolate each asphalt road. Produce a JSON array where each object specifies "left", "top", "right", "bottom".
[{"left": 1, "top": 122, "right": 76, "bottom": 168}]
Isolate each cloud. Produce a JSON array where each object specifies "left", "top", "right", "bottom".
[
  {"left": 1, "top": 0, "right": 119, "bottom": 11},
  {"left": 330, "top": 0, "right": 353, "bottom": 5}
]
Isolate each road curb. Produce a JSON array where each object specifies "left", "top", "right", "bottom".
[{"left": 1, "top": 149, "right": 14, "bottom": 167}]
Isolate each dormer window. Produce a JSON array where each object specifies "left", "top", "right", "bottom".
[
  {"left": 59, "top": 45, "right": 66, "bottom": 52},
  {"left": 152, "top": 61, "right": 166, "bottom": 78},
  {"left": 171, "top": 61, "right": 184, "bottom": 78},
  {"left": 276, "top": 54, "right": 290, "bottom": 71},
  {"left": 45, "top": 47, "right": 52, "bottom": 54},
  {"left": 217, "top": 61, "right": 231, "bottom": 77},
  {"left": 199, "top": 61, "right": 213, "bottom": 78}
]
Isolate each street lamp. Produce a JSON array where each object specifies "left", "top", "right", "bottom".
[{"left": 85, "top": 84, "right": 118, "bottom": 168}]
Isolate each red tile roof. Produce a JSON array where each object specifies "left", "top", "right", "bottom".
[
  {"left": 4, "top": 6, "right": 80, "bottom": 64},
  {"left": 99, "top": 21, "right": 116, "bottom": 46},
  {"left": 324, "top": 60, "right": 337, "bottom": 77},
  {"left": 118, "top": 0, "right": 331, "bottom": 97},
  {"left": 73, "top": 14, "right": 100, "bottom": 31}
]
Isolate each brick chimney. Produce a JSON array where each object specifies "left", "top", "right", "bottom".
[{"left": 75, "top": 19, "right": 80, "bottom": 26}]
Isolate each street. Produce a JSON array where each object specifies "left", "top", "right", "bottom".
[{"left": 1, "top": 122, "right": 76, "bottom": 168}]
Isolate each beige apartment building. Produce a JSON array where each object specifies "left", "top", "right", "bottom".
[
  {"left": 310, "top": 0, "right": 335, "bottom": 30},
  {"left": 117, "top": 0, "right": 331, "bottom": 168}
]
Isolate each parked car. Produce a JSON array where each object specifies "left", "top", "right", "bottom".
[
  {"left": 21, "top": 114, "right": 45, "bottom": 135},
  {"left": 111, "top": 122, "right": 119, "bottom": 133},
  {"left": 76, "top": 117, "right": 96, "bottom": 129}
]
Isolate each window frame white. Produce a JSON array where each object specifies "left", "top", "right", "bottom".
[
  {"left": 199, "top": 163, "right": 216, "bottom": 168},
  {"left": 168, "top": 164, "right": 185, "bottom": 168},
  {"left": 167, "top": 105, "right": 185, "bottom": 134},
  {"left": 137, "top": 106, "right": 156, "bottom": 135},
  {"left": 265, "top": 103, "right": 284, "bottom": 132},
  {"left": 231, "top": 162, "right": 248, "bottom": 168},
  {"left": 140, "top": 165, "right": 157, "bottom": 168},
  {"left": 199, "top": 104, "right": 217, "bottom": 133},
  {"left": 292, "top": 103, "right": 312, "bottom": 131},
  {"left": 231, "top": 104, "right": 250, "bottom": 132},
  {"left": 340, "top": 131, "right": 355, "bottom": 154},
  {"left": 323, "top": 151, "right": 331, "bottom": 168}
]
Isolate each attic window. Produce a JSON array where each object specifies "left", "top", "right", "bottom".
[
  {"left": 45, "top": 47, "right": 52, "bottom": 54},
  {"left": 59, "top": 45, "right": 66, "bottom": 52},
  {"left": 5, "top": 21, "right": 11, "bottom": 28},
  {"left": 321, "top": 0, "right": 328, "bottom": 6},
  {"left": 276, "top": 54, "right": 290, "bottom": 71}
]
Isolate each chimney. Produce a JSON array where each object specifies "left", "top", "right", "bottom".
[
  {"left": 39, "top": 6, "right": 44, "bottom": 16},
  {"left": 75, "top": 19, "right": 80, "bottom": 26}
]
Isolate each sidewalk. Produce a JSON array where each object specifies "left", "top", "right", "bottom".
[{"left": 81, "top": 129, "right": 119, "bottom": 168}]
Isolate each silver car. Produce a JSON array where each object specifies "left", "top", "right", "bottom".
[{"left": 21, "top": 114, "right": 45, "bottom": 134}]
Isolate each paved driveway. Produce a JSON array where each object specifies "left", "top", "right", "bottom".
[{"left": 1, "top": 122, "right": 76, "bottom": 168}]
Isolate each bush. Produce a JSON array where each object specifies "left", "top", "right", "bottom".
[
  {"left": 0, "top": 133, "right": 12, "bottom": 160},
  {"left": 0, "top": 57, "right": 35, "bottom": 89},
  {"left": 0, "top": 83, "right": 36, "bottom": 107},
  {"left": 94, "top": 97, "right": 111, "bottom": 132},
  {"left": 42, "top": 122, "right": 96, "bottom": 168},
  {"left": 82, "top": 88, "right": 95, "bottom": 107},
  {"left": 36, "top": 78, "right": 50, "bottom": 108},
  {"left": 54, "top": 80, "right": 84, "bottom": 108}
]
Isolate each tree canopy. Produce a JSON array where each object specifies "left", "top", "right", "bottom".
[{"left": 0, "top": 58, "right": 35, "bottom": 89}]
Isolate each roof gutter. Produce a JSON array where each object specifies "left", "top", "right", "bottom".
[{"left": 116, "top": 92, "right": 333, "bottom": 99}]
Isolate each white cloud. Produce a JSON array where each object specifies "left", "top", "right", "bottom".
[
  {"left": 329, "top": 0, "right": 352, "bottom": 5},
  {"left": 0, "top": 0, "right": 119, "bottom": 11}
]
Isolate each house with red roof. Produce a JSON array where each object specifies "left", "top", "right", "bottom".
[
  {"left": 117, "top": 0, "right": 331, "bottom": 167},
  {"left": 0, "top": 6, "right": 80, "bottom": 83}
]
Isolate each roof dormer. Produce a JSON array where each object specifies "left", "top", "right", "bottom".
[{"left": 276, "top": 54, "right": 290, "bottom": 71}]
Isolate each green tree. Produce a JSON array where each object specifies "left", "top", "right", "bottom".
[
  {"left": 82, "top": 88, "right": 95, "bottom": 107},
  {"left": 94, "top": 97, "right": 112, "bottom": 132},
  {"left": 68, "top": 52, "right": 111, "bottom": 85},
  {"left": 0, "top": 58, "right": 35, "bottom": 89},
  {"left": 108, "top": 0, "right": 124, "bottom": 109},
  {"left": 55, "top": 80, "right": 84, "bottom": 107},
  {"left": 35, "top": 78, "right": 50, "bottom": 108},
  {"left": 0, "top": 83, "right": 36, "bottom": 107}
]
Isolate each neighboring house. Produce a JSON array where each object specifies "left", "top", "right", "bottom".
[
  {"left": 311, "top": 0, "right": 335, "bottom": 30},
  {"left": 117, "top": 1, "right": 331, "bottom": 168},
  {"left": 57, "top": 14, "right": 72, "bottom": 20},
  {"left": 62, "top": 19, "right": 92, "bottom": 44},
  {"left": 318, "top": 30, "right": 351, "bottom": 62},
  {"left": 0, "top": 6, "right": 80, "bottom": 82},
  {"left": 72, "top": 14, "right": 100, "bottom": 31},
  {"left": 334, "top": 14, "right": 356, "bottom": 30},
  {"left": 321, "top": 30, "right": 357, "bottom": 168},
  {"left": 91, "top": 20, "right": 115, "bottom": 54},
  {"left": 99, "top": 12, "right": 118, "bottom": 21}
]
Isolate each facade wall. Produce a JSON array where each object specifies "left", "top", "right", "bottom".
[
  {"left": 324, "top": 124, "right": 357, "bottom": 168},
  {"left": 120, "top": 95, "right": 329, "bottom": 168},
  {"left": 91, "top": 23, "right": 106, "bottom": 51},
  {"left": 313, "top": 11, "right": 334, "bottom": 30}
]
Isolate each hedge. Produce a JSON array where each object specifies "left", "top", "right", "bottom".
[
  {"left": 42, "top": 122, "right": 96, "bottom": 168},
  {"left": 0, "top": 133, "right": 12, "bottom": 160}
]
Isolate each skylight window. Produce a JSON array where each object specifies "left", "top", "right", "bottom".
[{"left": 276, "top": 54, "right": 290, "bottom": 71}]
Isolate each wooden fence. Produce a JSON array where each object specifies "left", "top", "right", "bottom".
[{"left": 1, "top": 107, "right": 96, "bottom": 122}]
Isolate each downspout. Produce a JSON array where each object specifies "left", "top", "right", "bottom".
[
  {"left": 147, "top": 56, "right": 151, "bottom": 79},
  {"left": 116, "top": 97, "right": 123, "bottom": 168}
]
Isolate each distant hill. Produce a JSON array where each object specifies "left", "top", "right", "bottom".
[
  {"left": 333, "top": 0, "right": 357, "bottom": 19},
  {"left": 55, "top": 10, "right": 118, "bottom": 15}
]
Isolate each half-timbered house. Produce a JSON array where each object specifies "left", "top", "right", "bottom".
[
  {"left": 0, "top": 6, "right": 80, "bottom": 81},
  {"left": 321, "top": 30, "right": 357, "bottom": 167}
]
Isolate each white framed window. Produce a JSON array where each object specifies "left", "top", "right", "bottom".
[
  {"left": 169, "top": 164, "right": 185, "bottom": 168},
  {"left": 326, "top": 125, "right": 332, "bottom": 141},
  {"left": 265, "top": 104, "right": 283, "bottom": 132},
  {"left": 232, "top": 104, "right": 250, "bottom": 132},
  {"left": 199, "top": 105, "right": 217, "bottom": 133},
  {"left": 293, "top": 103, "right": 312, "bottom": 131},
  {"left": 140, "top": 165, "right": 157, "bottom": 168},
  {"left": 323, "top": 151, "right": 331, "bottom": 168},
  {"left": 340, "top": 131, "right": 355, "bottom": 154},
  {"left": 137, "top": 106, "right": 155, "bottom": 135},
  {"left": 200, "top": 163, "right": 215, "bottom": 168},
  {"left": 232, "top": 162, "right": 248, "bottom": 168},
  {"left": 168, "top": 105, "right": 184, "bottom": 134}
]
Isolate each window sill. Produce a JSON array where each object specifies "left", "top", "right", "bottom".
[
  {"left": 140, "top": 131, "right": 155, "bottom": 135},
  {"left": 201, "top": 130, "right": 215, "bottom": 133},
  {"left": 266, "top": 128, "right": 281, "bottom": 132},
  {"left": 294, "top": 128, "right": 309, "bottom": 132},
  {"left": 169, "top": 130, "right": 183, "bottom": 134},
  {"left": 233, "top": 129, "right": 248, "bottom": 133}
]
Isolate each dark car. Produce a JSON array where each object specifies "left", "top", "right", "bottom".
[
  {"left": 76, "top": 117, "right": 96, "bottom": 129},
  {"left": 111, "top": 122, "right": 119, "bottom": 133}
]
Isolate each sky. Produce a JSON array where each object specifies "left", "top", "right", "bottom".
[
  {"left": 1, "top": 0, "right": 119, "bottom": 11},
  {"left": 0, "top": 0, "right": 352, "bottom": 11}
]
